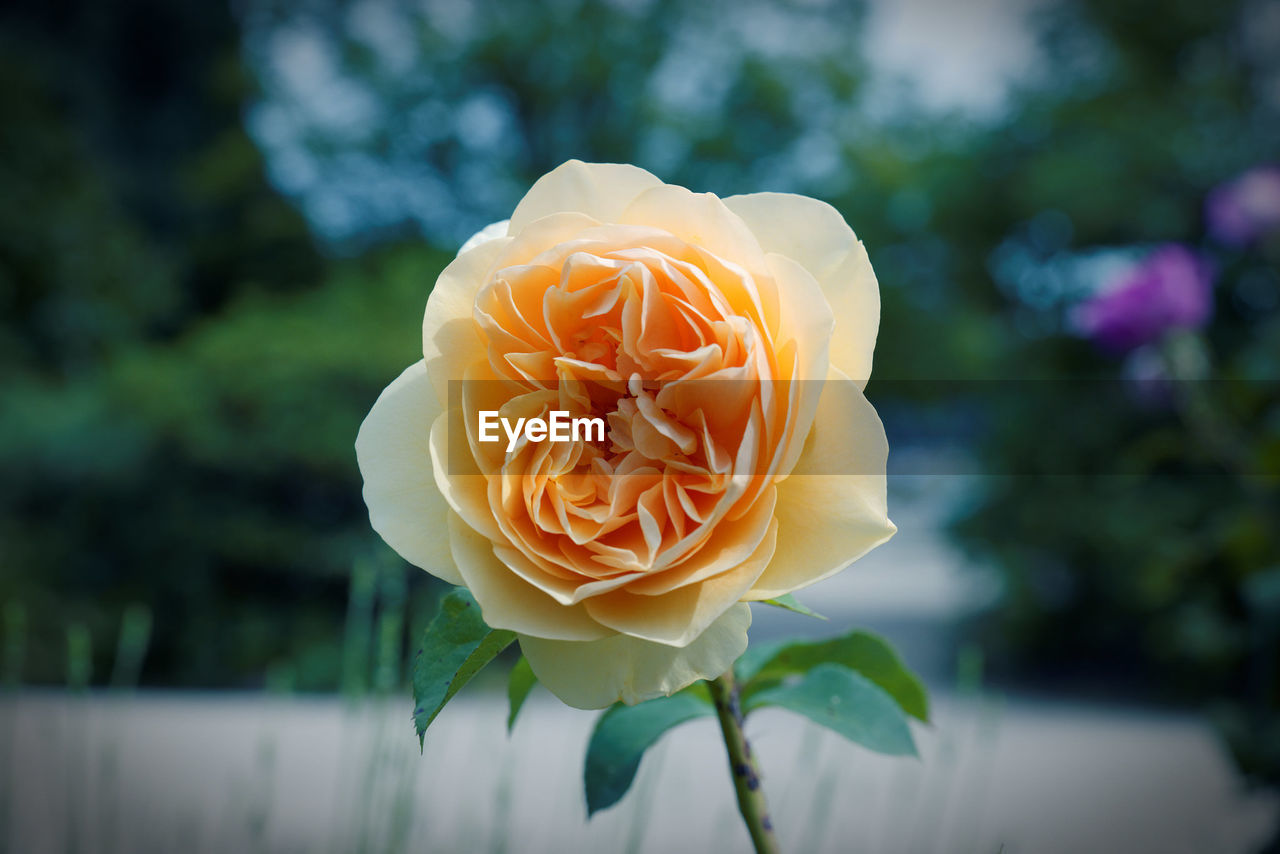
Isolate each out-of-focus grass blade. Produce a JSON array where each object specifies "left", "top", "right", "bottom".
[{"left": 110, "top": 603, "right": 153, "bottom": 690}]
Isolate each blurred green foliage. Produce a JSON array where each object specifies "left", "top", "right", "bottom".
[
  {"left": 0, "top": 0, "right": 441, "bottom": 686},
  {"left": 945, "top": 0, "right": 1280, "bottom": 811},
  {"left": 0, "top": 245, "right": 452, "bottom": 686}
]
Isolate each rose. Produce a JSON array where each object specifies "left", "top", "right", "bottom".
[
  {"left": 1205, "top": 165, "right": 1280, "bottom": 247},
  {"left": 1071, "top": 244, "right": 1213, "bottom": 353},
  {"left": 356, "top": 160, "right": 894, "bottom": 708}
]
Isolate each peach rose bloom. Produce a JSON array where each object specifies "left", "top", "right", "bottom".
[{"left": 356, "top": 161, "right": 894, "bottom": 708}]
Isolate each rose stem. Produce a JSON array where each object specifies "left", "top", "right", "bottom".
[{"left": 708, "top": 669, "right": 781, "bottom": 854}]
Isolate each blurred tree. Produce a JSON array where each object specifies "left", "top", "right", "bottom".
[
  {"left": 0, "top": 0, "right": 344, "bottom": 686},
  {"left": 953, "top": 0, "right": 1277, "bottom": 684},
  {"left": 946, "top": 0, "right": 1280, "bottom": 843},
  {"left": 1, "top": 244, "right": 453, "bottom": 686},
  {"left": 242, "top": 0, "right": 871, "bottom": 246},
  {"left": 0, "top": 1, "right": 321, "bottom": 377},
  {"left": 0, "top": 41, "right": 172, "bottom": 376}
]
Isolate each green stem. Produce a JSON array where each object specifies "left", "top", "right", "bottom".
[
  {"left": 708, "top": 670, "right": 781, "bottom": 854},
  {"left": 1160, "top": 334, "right": 1255, "bottom": 480}
]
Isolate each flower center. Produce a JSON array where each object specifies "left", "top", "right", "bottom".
[{"left": 469, "top": 239, "right": 780, "bottom": 576}]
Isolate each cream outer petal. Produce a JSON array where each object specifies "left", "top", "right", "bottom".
[
  {"left": 765, "top": 251, "right": 833, "bottom": 477},
  {"left": 518, "top": 603, "right": 751, "bottom": 709},
  {"left": 509, "top": 160, "right": 665, "bottom": 233},
  {"left": 355, "top": 361, "right": 460, "bottom": 584},
  {"left": 722, "top": 192, "right": 880, "bottom": 389},
  {"left": 459, "top": 219, "right": 510, "bottom": 254},
  {"left": 745, "top": 368, "right": 896, "bottom": 599},
  {"left": 619, "top": 184, "right": 773, "bottom": 288},
  {"left": 422, "top": 234, "right": 511, "bottom": 405}
]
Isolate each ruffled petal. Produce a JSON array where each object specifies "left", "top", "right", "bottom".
[
  {"left": 620, "top": 185, "right": 773, "bottom": 295},
  {"left": 427, "top": 404, "right": 504, "bottom": 543},
  {"left": 585, "top": 517, "right": 776, "bottom": 646},
  {"left": 518, "top": 602, "right": 751, "bottom": 708},
  {"left": 448, "top": 512, "right": 612, "bottom": 641}
]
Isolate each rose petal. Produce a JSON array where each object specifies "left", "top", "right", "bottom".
[
  {"left": 585, "top": 517, "right": 777, "bottom": 646},
  {"left": 428, "top": 406, "right": 504, "bottom": 543},
  {"left": 509, "top": 160, "right": 664, "bottom": 233},
  {"left": 745, "top": 369, "right": 895, "bottom": 599},
  {"left": 423, "top": 235, "right": 512, "bottom": 404},
  {"left": 765, "top": 251, "right": 833, "bottom": 477},
  {"left": 448, "top": 512, "right": 612, "bottom": 641},
  {"left": 517, "top": 602, "right": 751, "bottom": 708},
  {"left": 723, "top": 192, "right": 880, "bottom": 389},
  {"left": 459, "top": 219, "right": 510, "bottom": 254},
  {"left": 620, "top": 185, "right": 775, "bottom": 319},
  {"left": 624, "top": 484, "right": 778, "bottom": 594},
  {"left": 491, "top": 211, "right": 605, "bottom": 270},
  {"left": 356, "top": 361, "right": 460, "bottom": 584},
  {"left": 491, "top": 542, "right": 639, "bottom": 605}
]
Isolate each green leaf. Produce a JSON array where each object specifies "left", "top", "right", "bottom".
[
  {"left": 746, "top": 663, "right": 917, "bottom": 757},
  {"left": 761, "top": 593, "right": 828, "bottom": 620},
  {"left": 411, "top": 587, "right": 515, "bottom": 747},
  {"left": 507, "top": 656, "right": 537, "bottom": 732},
  {"left": 735, "top": 630, "right": 930, "bottom": 722},
  {"left": 584, "top": 688, "right": 714, "bottom": 816}
]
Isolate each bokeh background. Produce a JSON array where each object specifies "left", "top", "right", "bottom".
[{"left": 2, "top": 0, "right": 1279, "bottom": 851}]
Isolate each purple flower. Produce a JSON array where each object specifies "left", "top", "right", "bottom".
[
  {"left": 1205, "top": 165, "right": 1280, "bottom": 247},
  {"left": 1072, "top": 244, "right": 1214, "bottom": 353}
]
